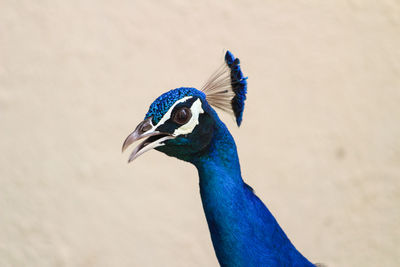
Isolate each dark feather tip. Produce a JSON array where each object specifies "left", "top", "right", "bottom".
[{"left": 225, "top": 51, "right": 248, "bottom": 126}]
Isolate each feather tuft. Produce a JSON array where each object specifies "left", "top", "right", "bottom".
[{"left": 201, "top": 50, "right": 248, "bottom": 126}]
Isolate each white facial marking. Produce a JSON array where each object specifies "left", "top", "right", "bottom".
[
  {"left": 173, "top": 98, "right": 204, "bottom": 136},
  {"left": 156, "top": 96, "right": 192, "bottom": 127},
  {"left": 141, "top": 96, "right": 193, "bottom": 136},
  {"left": 144, "top": 96, "right": 204, "bottom": 138}
]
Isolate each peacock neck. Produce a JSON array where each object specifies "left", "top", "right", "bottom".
[
  {"left": 192, "top": 120, "right": 243, "bottom": 187},
  {"left": 191, "top": 121, "right": 250, "bottom": 266},
  {"left": 190, "top": 120, "right": 315, "bottom": 267}
]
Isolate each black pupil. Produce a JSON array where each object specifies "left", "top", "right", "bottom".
[{"left": 175, "top": 108, "right": 191, "bottom": 124}]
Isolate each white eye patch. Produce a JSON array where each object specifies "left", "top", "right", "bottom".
[
  {"left": 150, "top": 96, "right": 204, "bottom": 136},
  {"left": 172, "top": 98, "right": 204, "bottom": 136},
  {"left": 156, "top": 96, "right": 193, "bottom": 127},
  {"left": 141, "top": 96, "right": 193, "bottom": 136}
]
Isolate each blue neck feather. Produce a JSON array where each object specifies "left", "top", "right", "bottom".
[{"left": 191, "top": 118, "right": 315, "bottom": 267}]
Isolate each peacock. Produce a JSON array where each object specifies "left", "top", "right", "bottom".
[{"left": 123, "top": 51, "right": 319, "bottom": 267}]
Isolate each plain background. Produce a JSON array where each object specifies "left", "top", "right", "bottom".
[{"left": 1, "top": 1, "right": 399, "bottom": 266}]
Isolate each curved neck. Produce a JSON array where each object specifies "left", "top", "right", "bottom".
[
  {"left": 189, "top": 120, "right": 314, "bottom": 267},
  {"left": 192, "top": 121, "right": 243, "bottom": 186},
  {"left": 192, "top": 122, "right": 250, "bottom": 265}
]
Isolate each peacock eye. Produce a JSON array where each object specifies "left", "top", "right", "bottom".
[{"left": 173, "top": 107, "right": 192, "bottom": 125}]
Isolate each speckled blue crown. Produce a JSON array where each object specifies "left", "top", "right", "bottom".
[{"left": 145, "top": 87, "right": 205, "bottom": 124}]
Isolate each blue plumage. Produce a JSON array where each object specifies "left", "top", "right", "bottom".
[
  {"left": 123, "top": 51, "right": 318, "bottom": 266},
  {"left": 145, "top": 87, "right": 205, "bottom": 124},
  {"left": 225, "top": 51, "right": 247, "bottom": 126}
]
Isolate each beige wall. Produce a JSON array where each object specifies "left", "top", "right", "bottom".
[{"left": 1, "top": 1, "right": 400, "bottom": 266}]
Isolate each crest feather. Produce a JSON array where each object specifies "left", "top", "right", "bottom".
[{"left": 201, "top": 51, "right": 248, "bottom": 126}]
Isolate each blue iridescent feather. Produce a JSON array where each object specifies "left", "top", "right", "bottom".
[
  {"left": 225, "top": 51, "right": 248, "bottom": 126},
  {"left": 145, "top": 87, "right": 205, "bottom": 124}
]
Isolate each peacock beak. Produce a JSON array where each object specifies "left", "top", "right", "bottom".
[{"left": 122, "top": 117, "right": 173, "bottom": 162}]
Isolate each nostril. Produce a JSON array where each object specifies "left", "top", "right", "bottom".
[
  {"left": 135, "top": 116, "right": 154, "bottom": 134},
  {"left": 140, "top": 123, "right": 152, "bottom": 132}
]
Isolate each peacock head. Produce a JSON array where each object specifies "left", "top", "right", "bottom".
[{"left": 122, "top": 51, "right": 247, "bottom": 162}]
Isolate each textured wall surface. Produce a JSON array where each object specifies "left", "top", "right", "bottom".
[{"left": 1, "top": 1, "right": 399, "bottom": 266}]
